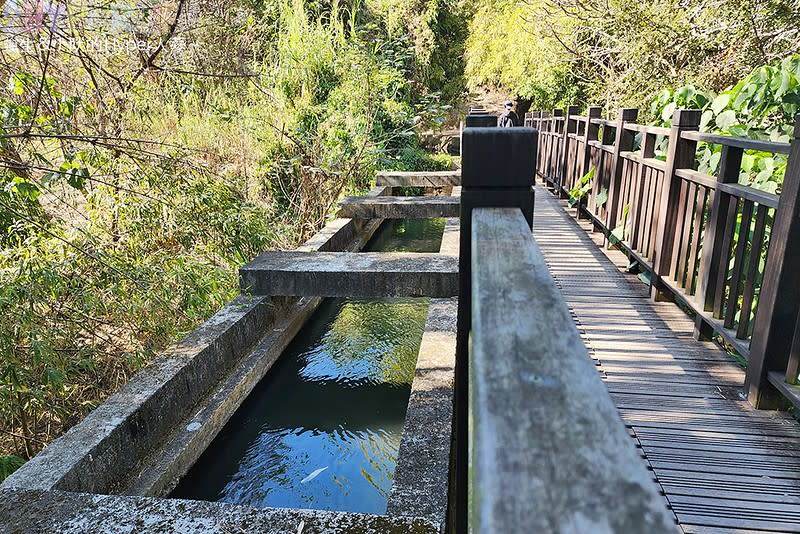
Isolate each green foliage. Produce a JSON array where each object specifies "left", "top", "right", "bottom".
[
  {"left": 0, "top": 455, "right": 24, "bottom": 479},
  {"left": 567, "top": 167, "right": 595, "bottom": 207},
  {"left": 648, "top": 55, "right": 800, "bottom": 193},
  {"left": 465, "top": 0, "right": 800, "bottom": 111},
  {"left": 368, "top": 0, "right": 469, "bottom": 102}
]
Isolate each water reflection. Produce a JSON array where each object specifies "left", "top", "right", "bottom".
[{"left": 171, "top": 218, "right": 444, "bottom": 513}]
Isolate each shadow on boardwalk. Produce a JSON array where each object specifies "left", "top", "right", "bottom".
[{"left": 533, "top": 189, "right": 800, "bottom": 534}]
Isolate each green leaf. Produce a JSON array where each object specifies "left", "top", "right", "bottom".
[
  {"left": 715, "top": 110, "right": 737, "bottom": 129},
  {"left": 596, "top": 187, "right": 608, "bottom": 208},
  {"left": 699, "top": 110, "right": 714, "bottom": 131},
  {"left": 741, "top": 154, "right": 755, "bottom": 173},
  {"left": 758, "top": 157, "right": 775, "bottom": 172},
  {"left": 4, "top": 177, "right": 40, "bottom": 201},
  {"left": 66, "top": 168, "right": 88, "bottom": 190},
  {"left": 711, "top": 94, "right": 730, "bottom": 115},
  {"left": 709, "top": 150, "right": 722, "bottom": 171},
  {"left": 758, "top": 180, "right": 778, "bottom": 194},
  {"left": 609, "top": 225, "right": 625, "bottom": 246},
  {"left": 661, "top": 102, "right": 677, "bottom": 123},
  {"left": 777, "top": 69, "right": 792, "bottom": 97}
]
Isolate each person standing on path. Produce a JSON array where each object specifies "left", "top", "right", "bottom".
[{"left": 498, "top": 101, "right": 519, "bottom": 127}]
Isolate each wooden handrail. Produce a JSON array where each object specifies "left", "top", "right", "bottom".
[
  {"left": 469, "top": 207, "right": 676, "bottom": 532},
  {"left": 681, "top": 130, "right": 791, "bottom": 154},
  {"left": 623, "top": 123, "right": 671, "bottom": 136}
]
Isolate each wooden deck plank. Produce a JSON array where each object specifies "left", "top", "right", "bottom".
[{"left": 532, "top": 189, "right": 800, "bottom": 532}]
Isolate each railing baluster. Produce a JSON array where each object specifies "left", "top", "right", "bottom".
[
  {"left": 738, "top": 204, "right": 768, "bottom": 339},
  {"left": 552, "top": 109, "right": 564, "bottom": 188},
  {"left": 725, "top": 199, "right": 753, "bottom": 329},
  {"left": 607, "top": 108, "right": 639, "bottom": 236},
  {"left": 686, "top": 185, "right": 708, "bottom": 295},
  {"left": 712, "top": 197, "right": 740, "bottom": 318},
  {"left": 592, "top": 120, "right": 614, "bottom": 221},
  {"left": 582, "top": 107, "right": 601, "bottom": 186},
  {"left": 561, "top": 105, "right": 580, "bottom": 196},
  {"left": 746, "top": 113, "right": 800, "bottom": 408},
  {"left": 673, "top": 180, "right": 694, "bottom": 285},
  {"left": 785, "top": 312, "right": 800, "bottom": 384},
  {"left": 652, "top": 109, "right": 701, "bottom": 301},
  {"left": 695, "top": 145, "right": 744, "bottom": 339},
  {"left": 634, "top": 132, "right": 656, "bottom": 253},
  {"left": 643, "top": 167, "right": 657, "bottom": 258}
]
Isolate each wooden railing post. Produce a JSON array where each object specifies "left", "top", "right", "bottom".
[
  {"left": 532, "top": 111, "right": 542, "bottom": 180},
  {"left": 606, "top": 108, "right": 639, "bottom": 234},
  {"left": 469, "top": 209, "right": 676, "bottom": 533},
  {"left": 455, "top": 126, "right": 538, "bottom": 531},
  {"left": 629, "top": 130, "right": 657, "bottom": 249},
  {"left": 560, "top": 105, "right": 580, "bottom": 195},
  {"left": 693, "top": 144, "right": 744, "bottom": 340},
  {"left": 552, "top": 109, "right": 564, "bottom": 188},
  {"left": 745, "top": 114, "right": 800, "bottom": 408},
  {"left": 651, "top": 109, "right": 701, "bottom": 301},
  {"left": 581, "top": 106, "right": 601, "bottom": 182}
]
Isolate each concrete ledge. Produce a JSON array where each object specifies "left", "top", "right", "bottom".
[
  {"left": 338, "top": 195, "right": 460, "bottom": 219},
  {"left": 297, "top": 218, "right": 378, "bottom": 252},
  {"left": 121, "top": 297, "right": 320, "bottom": 496},
  {"left": 387, "top": 300, "right": 456, "bottom": 529},
  {"left": 387, "top": 218, "right": 459, "bottom": 530},
  {"left": 469, "top": 208, "right": 676, "bottom": 532},
  {"left": 0, "top": 489, "right": 438, "bottom": 534},
  {"left": 1, "top": 294, "right": 279, "bottom": 494},
  {"left": 240, "top": 252, "right": 459, "bottom": 297},
  {"left": 376, "top": 171, "right": 461, "bottom": 187}
]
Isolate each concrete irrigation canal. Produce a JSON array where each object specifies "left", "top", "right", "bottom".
[{"left": 171, "top": 218, "right": 446, "bottom": 514}]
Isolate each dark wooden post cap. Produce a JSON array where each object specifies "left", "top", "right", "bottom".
[
  {"left": 619, "top": 108, "right": 639, "bottom": 122},
  {"left": 461, "top": 127, "right": 537, "bottom": 189},
  {"left": 671, "top": 109, "right": 702, "bottom": 127}
]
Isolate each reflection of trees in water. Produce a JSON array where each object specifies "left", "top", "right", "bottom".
[
  {"left": 357, "top": 428, "right": 401, "bottom": 499},
  {"left": 299, "top": 298, "right": 429, "bottom": 386},
  {"left": 190, "top": 217, "right": 443, "bottom": 511},
  {"left": 219, "top": 428, "right": 289, "bottom": 505},
  {"left": 369, "top": 218, "right": 447, "bottom": 253},
  {"left": 217, "top": 426, "right": 401, "bottom": 510}
]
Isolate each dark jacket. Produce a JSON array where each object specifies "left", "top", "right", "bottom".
[{"left": 498, "top": 109, "right": 519, "bottom": 127}]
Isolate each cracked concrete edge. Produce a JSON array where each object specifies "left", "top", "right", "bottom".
[{"left": 0, "top": 489, "right": 438, "bottom": 534}]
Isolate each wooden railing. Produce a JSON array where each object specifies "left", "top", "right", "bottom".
[
  {"left": 467, "top": 206, "right": 676, "bottom": 532},
  {"left": 457, "top": 127, "right": 675, "bottom": 532},
  {"left": 526, "top": 107, "right": 800, "bottom": 409}
]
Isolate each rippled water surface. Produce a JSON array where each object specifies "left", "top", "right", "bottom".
[{"left": 171, "top": 218, "right": 445, "bottom": 513}]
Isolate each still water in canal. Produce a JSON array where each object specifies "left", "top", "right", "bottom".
[{"left": 171, "top": 218, "right": 445, "bottom": 514}]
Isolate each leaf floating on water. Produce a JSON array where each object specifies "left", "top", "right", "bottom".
[{"left": 300, "top": 466, "right": 328, "bottom": 484}]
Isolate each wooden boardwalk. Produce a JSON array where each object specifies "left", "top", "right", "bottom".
[{"left": 533, "top": 190, "right": 800, "bottom": 533}]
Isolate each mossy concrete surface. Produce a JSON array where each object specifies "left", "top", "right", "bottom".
[{"left": 0, "top": 489, "right": 438, "bottom": 534}]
